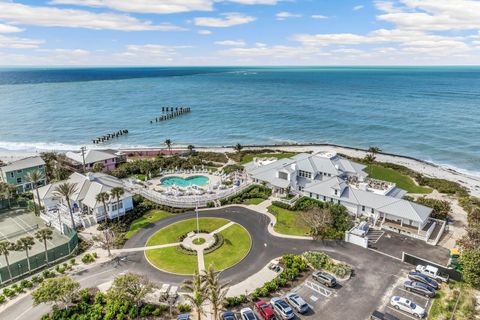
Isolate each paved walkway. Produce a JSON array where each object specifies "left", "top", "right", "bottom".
[
  {"left": 227, "top": 258, "right": 281, "bottom": 297},
  {"left": 209, "top": 221, "right": 235, "bottom": 235},
  {"left": 111, "top": 242, "right": 180, "bottom": 253}
]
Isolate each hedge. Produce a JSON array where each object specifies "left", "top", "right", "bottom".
[{"left": 220, "top": 184, "right": 272, "bottom": 205}]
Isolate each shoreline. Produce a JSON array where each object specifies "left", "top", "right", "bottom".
[{"left": 1, "top": 143, "right": 479, "bottom": 197}]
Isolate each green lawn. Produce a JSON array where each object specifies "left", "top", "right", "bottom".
[
  {"left": 125, "top": 210, "right": 173, "bottom": 239},
  {"left": 145, "top": 247, "right": 198, "bottom": 275},
  {"left": 428, "top": 282, "right": 477, "bottom": 320},
  {"left": 268, "top": 205, "right": 310, "bottom": 236},
  {"left": 204, "top": 224, "right": 252, "bottom": 271},
  {"left": 366, "top": 164, "right": 432, "bottom": 194},
  {"left": 243, "top": 198, "right": 265, "bottom": 205},
  {"left": 240, "top": 152, "right": 296, "bottom": 165},
  {"left": 146, "top": 218, "right": 229, "bottom": 246}
]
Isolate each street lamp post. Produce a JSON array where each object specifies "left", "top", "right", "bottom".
[{"left": 80, "top": 146, "right": 87, "bottom": 173}]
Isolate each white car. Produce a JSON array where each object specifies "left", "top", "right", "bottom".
[
  {"left": 270, "top": 297, "right": 295, "bottom": 320},
  {"left": 390, "top": 296, "right": 426, "bottom": 318},
  {"left": 240, "top": 307, "right": 257, "bottom": 320},
  {"left": 285, "top": 292, "right": 309, "bottom": 314}
]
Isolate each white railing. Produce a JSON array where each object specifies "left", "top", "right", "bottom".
[{"left": 128, "top": 183, "right": 252, "bottom": 208}]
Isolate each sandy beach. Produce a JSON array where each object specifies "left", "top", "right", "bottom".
[{"left": 2, "top": 144, "right": 479, "bottom": 198}]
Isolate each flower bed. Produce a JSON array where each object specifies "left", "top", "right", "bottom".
[{"left": 303, "top": 251, "right": 353, "bottom": 279}]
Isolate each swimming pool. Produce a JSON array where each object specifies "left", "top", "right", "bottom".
[{"left": 160, "top": 175, "right": 209, "bottom": 188}]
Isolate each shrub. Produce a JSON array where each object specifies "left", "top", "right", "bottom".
[
  {"left": 224, "top": 295, "right": 248, "bottom": 308},
  {"left": 271, "top": 201, "right": 293, "bottom": 210},
  {"left": 12, "top": 284, "right": 24, "bottom": 294},
  {"left": 3, "top": 288, "right": 15, "bottom": 298},
  {"left": 42, "top": 270, "right": 56, "bottom": 279},
  {"left": 303, "top": 251, "right": 331, "bottom": 269},
  {"left": 92, "top": 252, "right": 98, "bottom": 259},
  {"left": 31, "top": 276, "right": 43, "bottom": 284},
  {"left": 20, "top": 279, "right": 33, "bottom": 289},
  {"left": 70, "top": 258, "right": 76, "bottom": 265},
  {"left": 292, "top": 197, "right": 326, "bottom": 211},
  {"left": 82, "top": 253, "right": 95, "bottom": 264},
  {"left": 415, "top": 197, "right": 451, "bottom": 220},
  {"left": 220, "top": 184, "right": 272, "bottom": 205},
  {"left": 140, "top": 303, "right": 156, "bottom": 317},
  {"left": 0, "top": 294, "right": 5, "bottom": 303},
  {"left": 178, "top": 303, "right": 191, "bottom": 313},
  {"left": 330, "top": 263, "right": 352, "bottom": 278}
]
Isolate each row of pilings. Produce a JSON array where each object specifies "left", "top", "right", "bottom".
[
  {"left": 92, "top": 129, "right": 128, "bottom": 144},
  {"left": 151, "top": 107, "right": 191, "bottom": 123}
]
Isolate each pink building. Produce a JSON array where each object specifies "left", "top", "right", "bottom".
[{"left": 65, "top": 149, "right": 125, "bottom": 172}]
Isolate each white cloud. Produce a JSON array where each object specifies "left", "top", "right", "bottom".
[
  {"left": 0, "top": 35, "right": 44, "bottom": 49},
  {"left": 198, "top": 29, "right": 212, "bottom": 35},
  {"left": 353, "top": 5, "right": 364, "bottom": 11},
  {"left": 376, "top": 0, "right": 480, "bottom": 31},
  {"left": 49, "top": 0, "right": 214, "bottom": 14},
  {"left": 0, "top": 2, "right": 184, "bottom": 31},
  {"left": 311, "top": 15, "right": 328, "bottom": 20},
  {"left": 276, "top": 12, "right": 302, "bottom": 20},
  {"left": 214, "top": 40, "right": 246, "bottom": 46},
  {"left": 220, "top": 43, "right": 321, "bottom": 58},
  {"left": 0, "top": 24, "right": 24, "bottom": 33},
  {"left": 194, "top": 13, "right": 256, "bottom": 27},
  {"left": 226, "top": 0, "right": 281, "bottom": 4}
]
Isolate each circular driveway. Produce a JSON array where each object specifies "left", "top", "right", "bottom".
[{"left": 122, "top": 206, "right": 406, "bottom": 285}]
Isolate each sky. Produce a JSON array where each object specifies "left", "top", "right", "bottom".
[{"left": 0, "top": 0, "right": 480, "bottom": 66}]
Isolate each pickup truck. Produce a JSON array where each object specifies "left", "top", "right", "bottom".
[{"left": 415, "top": 265, "right": 449, "bottom": 282}]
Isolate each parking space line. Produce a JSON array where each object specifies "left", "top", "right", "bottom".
[
  {"left": 305, "top": 281, "right": 333, "bottom": 297},
  {"left": 397, "top": 288, "right": 431, "bottom": 301},
  {"left": 386, "top": 306, "right": 418, "bottom": 320}
]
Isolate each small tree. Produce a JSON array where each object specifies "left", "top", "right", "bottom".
[
  {"left": 16, "top": 236, "right": 35, "bottom": 271},
  {"left": 204, "top": 264, "right": 229, "bottom": 320},
  {"left": 93, "top": 228, "right": 116, "bottom": 257},
  {"left": 164, "top": 139, "right": 172, "bottom": 155},
  {"left": 35, "top": 228, "right": 53, "bottom": 266},
  {"left": 107, "top": 273, "right": 154, "bottom": 312},
  {"left": 367, "top": 146, "right": 381, "bottom": 156},
  {"left": 187, "top": 144, "right": 195, "bottom": 155},
  {"left": 234, "top": 143, "right": 243, "bottom": 154},
  {"left": 32, "top": 276, "right": 80, "bottom": 307},
  {"left": 53, "top": 182, "right": 78, "bottom": 230},
  {"left": 182, "top": 270, "right": 208, "bottom": 320},
  {"left": 461, "top": 248, "right": 480, "bottom": 288},
  {"left": 110, "top": 187, "right": 125, "bottom": 221},
  {"left": 300, "top": 207, "right": 332, "bottom": 240},
  {"left": 0, "top": 241, "right": 15, "bottom": 280},
  {"left": 95, "top": 191, "right": 110, "bottom": 223},
  {"left": 25, "top": 170, "right": 45, "bottom": 215},
  {"left": 92, "top": 162, "right": 104, "bottom": 173}
]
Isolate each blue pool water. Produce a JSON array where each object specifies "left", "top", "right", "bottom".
[
  {"left": 0, "top": 67, "right": 479, "bottom": 175},
  {"left": 160, "top": 175, "right": 209, "bottom": 188}
]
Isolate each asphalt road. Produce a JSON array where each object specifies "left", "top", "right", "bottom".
[{"left": 2, "top": 206, "right": 409, "bottom": 320}]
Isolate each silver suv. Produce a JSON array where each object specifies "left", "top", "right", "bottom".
[{"left": 312, "top": 271, "right": 337, "bottom": 287}]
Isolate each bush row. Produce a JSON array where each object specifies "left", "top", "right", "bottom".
[
  {"left": 220, "top": 184, "right": 272, "bottom": 205},
  {"left": 303, "top": 251, "right": 352, "bottom": 278}
]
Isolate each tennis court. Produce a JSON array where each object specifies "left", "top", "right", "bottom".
[{"left": 0, "top": 208, "right": 71, "bottom": 279}]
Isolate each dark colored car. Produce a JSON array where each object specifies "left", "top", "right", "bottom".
[
  {"left": 312, "top": 271, "right": 337, "bottom": 287},
  {"left": 371, "top": 310, "right": 399, "bottom": 320},
  {"left": 255, "top": 300, "right": 276, "bottom": 320},
  {"left": 404, "top": 280, "right": 436, "bottom": 298},
  {"left": 408, "top": 271, "right": 439, "bottom": 290},
  {"left": 221, "top": 311, "right": 237, "bottom": 320},
  {"left": 177, "top": 314, "right": 190, "bottom": 320}
]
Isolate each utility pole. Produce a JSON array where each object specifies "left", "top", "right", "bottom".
[{"left": 80, "top": 146, "right": 86, "bottom": 173}]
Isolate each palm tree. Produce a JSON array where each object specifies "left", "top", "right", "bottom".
[
  {"left": 187, "top": 144, "right": 195, "bottom": 155},
  {"left": 110, "top": 187, "right": 125, "bottom": 221},
  {"left": 364, "top": 153, "right": 376, "bottom": 176},
  {"left": 35, "top": 228, "right": 53, "bottom": 267},
  {"left": 0, "top": 241, "right": 15, "bottom": 280},
  {"left": 205, "top": 264, "right": 229, "bottom": 320},
  {"left": 25, "top": 170, "right": 45, "bottom": 216},
  {"left": 182, "top": 270, "right": 208, "bottom": 320},
  {"left": 368, "top": 146, "right": 382, "bottom": 157},
  {"left": 164, "top": 139, "right": 172, "bottom": 155},
  {"left": 0, "top": 182, "right": 14, "bottom": 208},
  {"left": 234, "top": 143, "right": 243, "bottom": 154},
  {"left": 95, "top": 192, "right": 110, "bottom": 223},
  {"left": 16, "top": 236, "right": 35, "bottom": 271},
  {"left": 53, "top": 182, "right": 78, "bottom": 231}
]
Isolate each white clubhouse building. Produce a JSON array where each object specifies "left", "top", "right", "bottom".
[
  {"left": 246, "top": 152, "right": 438, "bottom": 239},
  {"left": 35, "top": 172, "right": 133, "bottom": 231}
]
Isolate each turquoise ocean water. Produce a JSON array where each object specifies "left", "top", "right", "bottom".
[{"left": 0, "top": 67, "right": 479, "bottom": 175}]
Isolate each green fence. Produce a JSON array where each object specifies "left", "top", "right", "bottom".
[
  {"left": 0, "top": 225, "right": 78, "bottom": 283},
  {"left": 0, "top": 199, "right": 29, "bottom": 210}
]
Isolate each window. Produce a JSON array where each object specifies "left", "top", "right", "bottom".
[
  {"left": 119, "top": 202, "right": 123, "bottom": 209},
  {"left": 10, "top": 172, "right": 14, "bottom": 178},
  {"left": 330, "top": 198, "right": 333, "bottom": 203},
  {"left": 112, "top": 204, "right": 117, "bottom": 211},
  {"left": 362, "top": 206, "right": 365, "bottom": 211},
  {"left": 371, "top": 208, "right": 374, "bottom": 214},
  {"left": 298, "top": 186, "right": 304, "bottom": 191},
  {"left": 16, "top": 169, "right": 22, "bottom": 173},
  {"left": 316, "top": 194, "right": 319, "bottom": 200},
  {"left": 298, "top": 170, "right": 312, "bottom": 179},
  {"left": 104, "top": 160, "right": 108, "bottom": 164},
  {"left": 309, "top": 192, "right": 313, "bottom": 197},
  {"left": 323, "top": 196, "right": 326, "bottom": 201},
  {"left": 338, "top": 200, "right": 340, "bottom": 204},
  {"left": 334, "top": 189, "right": 338, "bottom": 195},
  {"left": 278, "top": 172, "right": 288, "bottom": 180},
  {"left": 16, "top": 177, "right": 22, "bottom": 184}
]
